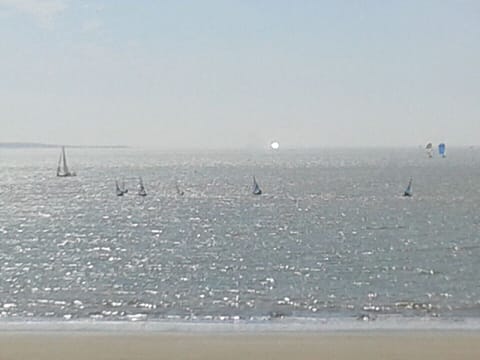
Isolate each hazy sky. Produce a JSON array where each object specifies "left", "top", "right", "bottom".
[{"left": 1, "top": 0, "right": 479, "bottom": 148}]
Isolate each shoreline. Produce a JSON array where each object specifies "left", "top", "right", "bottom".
[{"left": 1, "top": 316, "right": 480, "bottom": 333}]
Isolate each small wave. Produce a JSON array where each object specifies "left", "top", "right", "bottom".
[{"left": 1, "top": 315, "right": 480, "bottom": 332}]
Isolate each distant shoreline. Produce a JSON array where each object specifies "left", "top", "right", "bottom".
[
  {"left": 1, "top": 143, "right": 477, "bottom": 151},
  {"left": 0, "top": 142, "right": 129, "bottom": 149}
]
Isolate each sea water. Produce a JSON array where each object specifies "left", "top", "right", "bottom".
[{"left": 0, "top": 147, "right": 479, "bottom": 331}]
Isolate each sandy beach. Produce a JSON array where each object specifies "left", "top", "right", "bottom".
[{"left": 0, "top": 332, "right": 479, "bottom": 360}]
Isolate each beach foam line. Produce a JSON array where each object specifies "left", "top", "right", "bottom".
[{"left": 1, "top": 316, "right": 480, "bottom": 333}]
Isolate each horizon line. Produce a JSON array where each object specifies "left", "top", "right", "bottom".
[{"left": 1, "top": 142, "right": 477, "bottom": 151}]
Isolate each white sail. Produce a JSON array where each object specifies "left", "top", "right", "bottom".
[
  {"left": 425, "top": 142, "right": 433, "bottom": 158},
  {"left": 138, "top": 177, "right": 147, "bottom": 196},
  {"left": 62, "top": 146, "right": 68, "bottom": 173},
  {"left": 56, "top": 146, "right": 76, "bottom": 177}
]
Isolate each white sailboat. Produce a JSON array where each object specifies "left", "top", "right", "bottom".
[
  {"left": 425, "top": 143, "right": 433, "bottom": 158},
  {"left": 138, "top": 177, "right": 147, "bottom": 197},
  {"left": 252, "top": 176, "right": 262, "bottom": 195},
  {"left": 56, "top": 146, "right": 76, "bottom": 177}
]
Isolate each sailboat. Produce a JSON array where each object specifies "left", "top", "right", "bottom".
[
  {"left": 138, "top": 177, "right": 147, "bottom": 197},
  {"left": 175, "top": 182, "right": 184, "bottom": 196},
  {"left": 403, "top": 178, "right": 413, "bottom": 197},
  {"left": 56, "top": 146, "right": 76, "bottom": 177},
  {"left": 438, "top": 143, "right": 446, "bottom": 158},
  {"left": 252, "top": 176, "right": 262, "bottom": 195},
  {"left": 121, "top": 179, "right": 128, "bottom": 194},
  {"left": 425, "top": 143, "right": 433, "bottom": 158},
  {"left": 115, "top": 180, "right": 124, "bottom": 196}
]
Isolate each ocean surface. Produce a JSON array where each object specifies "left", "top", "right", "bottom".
[{"left": 1, "top": 147, "right": 480, "bottom": 331}]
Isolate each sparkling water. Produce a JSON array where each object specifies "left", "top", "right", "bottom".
[{"left": 0, "top": 147, "right": 479, "bottom": 328}]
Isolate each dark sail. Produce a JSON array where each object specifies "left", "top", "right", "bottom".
[
  {"left": 403, "top": 178, "right": 413, "bottom": 197},
  {"left": 116, "top": 180, "right": 124, "bottom": 196},
  {"left": 252, "top": 176, "right": 262, "bottom": 195}
]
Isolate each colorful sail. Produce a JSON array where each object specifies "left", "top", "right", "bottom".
[{"left": 438, "top": 143, "right": 446, "bottom": 158}]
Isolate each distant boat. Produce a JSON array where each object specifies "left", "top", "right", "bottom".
[
  {"left": 425, "top": 143, "right": 433, "bottom": 158},
  {"left": 115, "top": 180, "right": 128, "bottom": 196},
  {"left": 56, "top": 146, "right": 76, "bottom": 177},
  {"left": 403, "top": 178, "right": 413, "bottom": 197},
  {"left": 115, "top": 180, "right": 124, "bottom": 196},
  {"left": 438, "top": 143, "right": 446, "bottom": 158},
  {"left": 138, "top": 177, "right": 147, "bottom": 196},
  {"left": 175, "top": 182, "right": 184, "bottom": 196},
  {"left": 252, "top": 176, "right": 262, "bottom": 195}
]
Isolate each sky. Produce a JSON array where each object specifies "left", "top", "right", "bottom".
[{"left": 0, "top": 0, "right": 479, "bottom": 149}]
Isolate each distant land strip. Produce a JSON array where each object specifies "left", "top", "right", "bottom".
[{"left": 0, "top": 142, "right": 129, "bottom": 149}]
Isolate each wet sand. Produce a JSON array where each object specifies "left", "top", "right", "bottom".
[{"left": 0, "top": 332, "right": 479, "bottom": 360}]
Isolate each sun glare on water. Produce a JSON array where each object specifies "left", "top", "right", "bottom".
[{"left": 270, "top": 141, "right": 280, "bottom": 150}]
